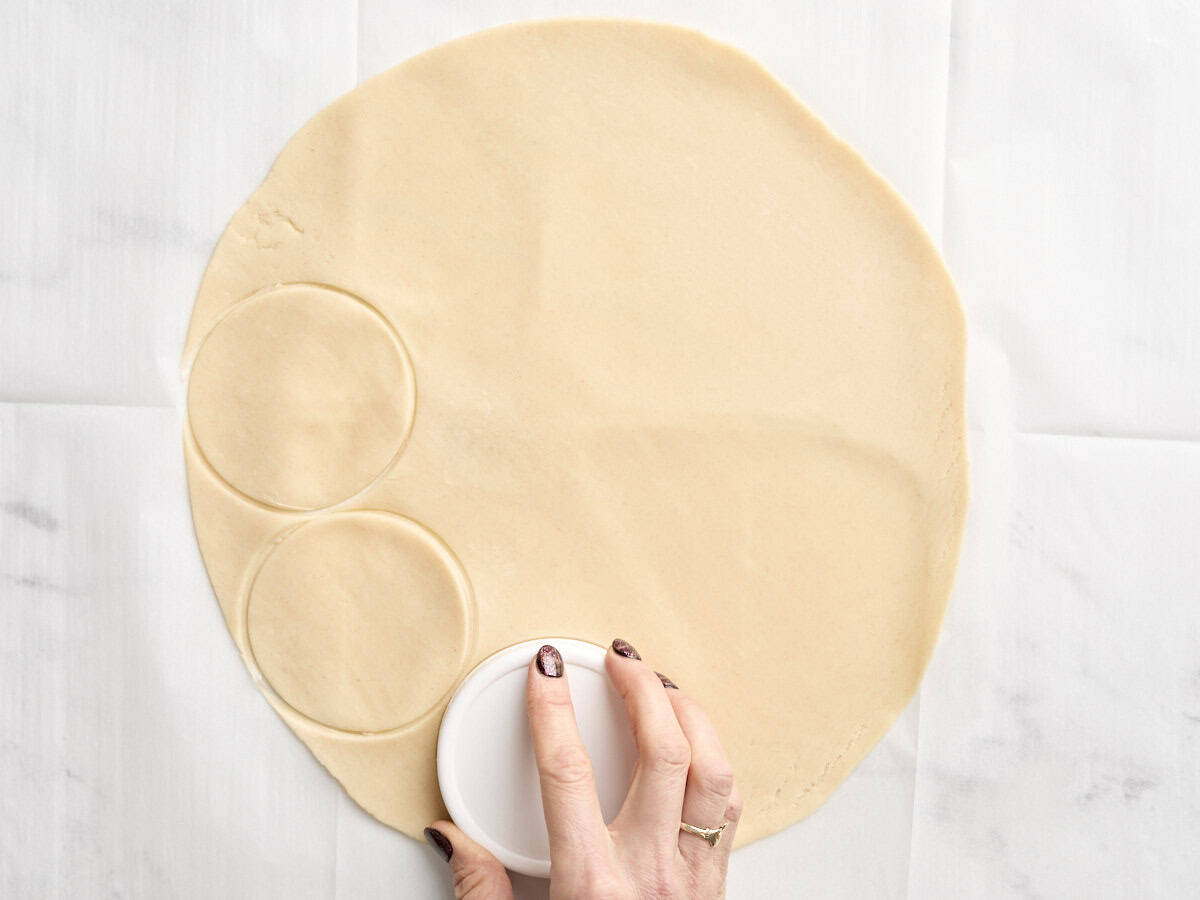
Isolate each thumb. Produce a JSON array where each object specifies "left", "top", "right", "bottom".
[{"left": 424, "top": 821, "right": 514, "bottom": 900}]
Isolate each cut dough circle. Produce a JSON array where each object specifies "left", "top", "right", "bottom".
[
  {"left": 246, "top": 511, "right": 473, "bottom": 734},
  {"left": 183, "top": 20, "right": 966, "bottom": 847},
  {"left": 187, "top": 283, "right": 415, "bottom": 511}
]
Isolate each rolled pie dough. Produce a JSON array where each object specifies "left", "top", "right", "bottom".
[{"left": 183, "top": 20, "right": 966, "bottom": 848}]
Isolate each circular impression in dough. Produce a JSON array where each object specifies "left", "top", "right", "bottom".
[
  {"left": 182, "top": 19, "right": 966, "bottom": 847},
  {"left": 188, "top": 283, "right": 415, "bottom": 511},
  {"left": 246, "top": 511, "right": 473, "bottom": 734}
]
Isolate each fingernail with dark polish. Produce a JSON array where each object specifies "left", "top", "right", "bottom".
[
  {"left": 536, "top": 644, "right": 563, "bottom": 677},
  {"left": 656, "top": 671, "right": 679, "bottom": 690},
  {"left": 424, "top": 827, "right": 452, "bottom": 862},
  {"left": 611, "top": 638, "right": 641, "bottom": 660}
]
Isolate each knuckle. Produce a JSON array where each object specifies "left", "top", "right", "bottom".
[
  {"left": 643, "top": 735, "right": 691, "bottom": 777},
  {"left": 541, "top": 744, "right": 595, "bottom": 790},
  {"left": 452, "top": 859, "right": 505, "bottom": 898},
  {"left": 724, "top": 788, "right": 745, "bottom": 824},
  {"left": 694, "top": 762, "right": 735, "bottom": 800},
  {"left": 637, "top": 867, "right": 683, "bottom": 900}
]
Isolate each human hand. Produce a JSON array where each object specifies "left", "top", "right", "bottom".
[{"left": 424, "top": 639, "right": 741, "bottom": 899}]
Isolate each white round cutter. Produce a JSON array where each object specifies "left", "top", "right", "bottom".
[{"left": 436, "top": 638, "right": 636, "bottom": 878}]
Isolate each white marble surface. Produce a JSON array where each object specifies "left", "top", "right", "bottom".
[{"left": 2, "top": 1, "right": 1198, "bottom": 896}]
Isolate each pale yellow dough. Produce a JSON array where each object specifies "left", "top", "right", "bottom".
[{"left": 183, "top": 20, "right": 966, "bottom": 847}]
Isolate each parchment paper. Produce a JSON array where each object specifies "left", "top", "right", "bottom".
[{"left": 2, "top": 1, "right": 1197, "bottom": 897}]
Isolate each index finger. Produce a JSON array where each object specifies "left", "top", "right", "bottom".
[{"left": 525, "top": 644, "right": 609, "bottom": 862}]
